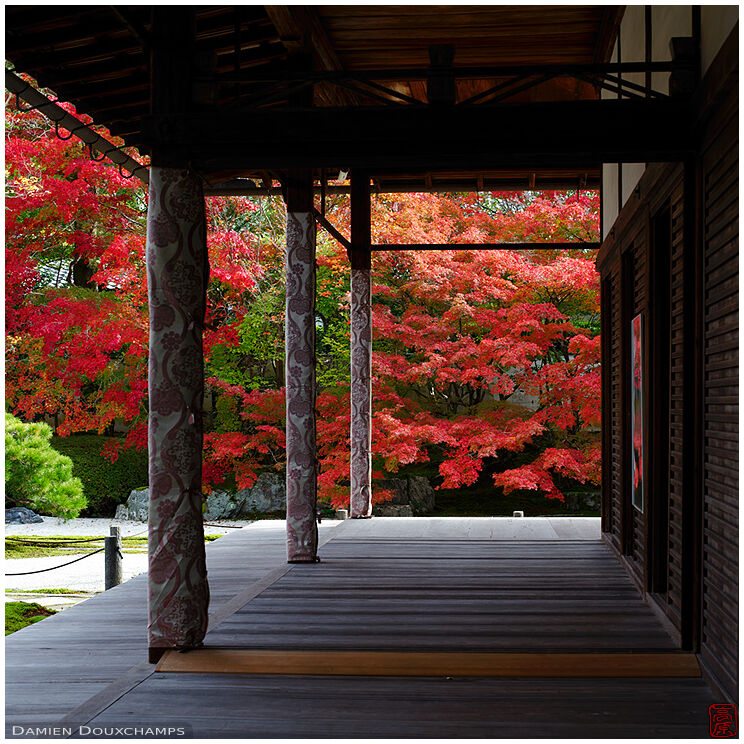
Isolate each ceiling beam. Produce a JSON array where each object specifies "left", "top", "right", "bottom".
[
  {"left": 263, "top": 5, "right": 359, "bottom": 106},
  {"left": 143, "top": 97, "right": 693, "bottom": 172},
  {"left": 203, "top": 175, "right": 601, "bottom": 197},
  {"left": 594, "top": 6, "right": 625, "bottom": 63},
  {"left": 371, "top": 242, "right": 600, "bottom": 252}
]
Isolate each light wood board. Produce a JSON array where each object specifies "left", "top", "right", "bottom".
[{"left": 157, "top": 649, "right": 701, "bottom": 677}]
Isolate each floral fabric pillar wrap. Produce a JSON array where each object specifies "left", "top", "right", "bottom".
[
  {"left": 350, "top": 266, "right": 373, "bottom": 517},
  {"left": 285, "top": 212, "right": 319, "bottom": 562},
  {"left": 146, "top": 167, "right": 210, "bottom": 649}
]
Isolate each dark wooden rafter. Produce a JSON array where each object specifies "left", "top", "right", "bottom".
[
  {"left": 204, "top": 172, "right": 601, "bottom": 197},
  {"left": 110, "top": 6, "right": 151, "bottom": 50},
  {"left": 6, "top": 6, "right": 685, "bottom": 182},
  {"left": 209, "top": 60, "right": 675, "bottom": 109},
  {"left": 264, "top": 5, "right": 360, "bottom": 106},
  {"left": 5, "top": 70, "right": 148, "bottom": 182},
  {"left": 6, "top": 8, "right": 119, "bottom": 53},
  {"left": 593, "top": 6, "right": 625, "bottom": 63},
  {"left": 10, "top": 33, "right": 145, "bottom": 71}
]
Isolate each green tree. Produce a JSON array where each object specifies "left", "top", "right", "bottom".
[{"left": 5, "top": 414, "right": 86, "bottom": 518}]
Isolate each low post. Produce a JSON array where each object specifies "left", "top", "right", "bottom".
[{"left": 105, "top": 526, "right": 122, "bottom": 590}]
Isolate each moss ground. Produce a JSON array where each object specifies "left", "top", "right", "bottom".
[
  {"left": 5, "top": 588, "right": 89, "bottom": 595},
  {"left": 5, "top": 533, "right": 223, "bottom": 559},
  {"left": 5, "top": 601, "right": 56, "bottom": 635}
]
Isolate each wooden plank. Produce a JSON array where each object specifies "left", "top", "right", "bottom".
[
  {"left": 157, "top": 649, "right": 701, "bottom": 678},
  {"left": 4, "top": 521, "right": 342, "bottom": 730},
  {"left": 79, "top": 674, "right": 717, "bottom": 739},
  {"left": 3, "top": 517, "right": 714, "bottom": 738}
]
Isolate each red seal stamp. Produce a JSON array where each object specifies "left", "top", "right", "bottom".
[{"left": 710, "top": 704, "right": 737, "bottom": 737}]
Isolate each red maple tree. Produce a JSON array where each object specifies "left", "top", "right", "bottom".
[{"left": 6, "top": 102, "right": 601, "bottom": 511}]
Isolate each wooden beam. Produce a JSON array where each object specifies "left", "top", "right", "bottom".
[
  {"left": 265, "top": 6, "right": 338, "bottom": 69},
  {"left": 594, "top": 6, "right": 625, "bottom": 64},
  {"left": 264, "top": 5, "right": 358, "bottom": 106},
  {"left": 141, "top": 98, "right": 694, "bottom": 171},
  {"left": 312, "top": 208, "right": 351, "bottom": 251},
  {"left": 204, "top": 174, "right": 601, "bottom": 197},
  {"left": 157, "top": 649, "right": 702, "bottom": 678},
  {"left": 372, "top": 242, "right": 600, "bottom": 252},
  {"left": 110, "top": 6, "right": 151, "bottom": 50}
]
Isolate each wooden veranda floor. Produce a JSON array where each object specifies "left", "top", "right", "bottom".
[{"left": 6, "top": 518, "right": 718, "bottom": 738}]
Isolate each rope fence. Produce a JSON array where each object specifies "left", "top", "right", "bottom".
[
  {"left": 6, "top": 548, "right": 106, "bottom": 576},
  {"left": 5, "top": 523, "right": 241, "bottom": 578}
]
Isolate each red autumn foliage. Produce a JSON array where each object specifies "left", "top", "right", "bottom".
[{"left": 6, "top": 96, "right": 601, "bottom": 511}]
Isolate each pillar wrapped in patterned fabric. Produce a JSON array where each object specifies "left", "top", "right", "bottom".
[
  {"left": 285, "top": 211, "right": 319, "bottom": 562},
  {"left": 146, "top": 167, "right": 210, "bottom": 652},
  {"left": 350, "top": 265, "right": 373, "bottom": 517}
]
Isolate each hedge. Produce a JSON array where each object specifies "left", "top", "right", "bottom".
[{"left": 50, "top": 435, "right": 148, "bottom": 517}]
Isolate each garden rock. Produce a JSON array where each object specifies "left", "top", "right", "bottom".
[
  {"left": 5, "top": 507, "right": 44, "bottom": 524},
  {"left": 374, "top": 504, "right": 414, "bottom": 517},
  {"left": 115, "top": 473, "right": 287, "bottom": 522},
  {"left": 372, "top": 476, "right": 435, "bottom": 516},
  {"left": 115, "top": 489, "right": 149, "bottom": 521},
  {"left": 234, "top": 472, "right": 285, "bottom": 514},
  {"left": 563, "top": 491, "right": 601, "bottom": 513}
]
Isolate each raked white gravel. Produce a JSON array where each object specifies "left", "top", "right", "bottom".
[{"left": 5, "top": 515, "right": 251, "bottom": 593}]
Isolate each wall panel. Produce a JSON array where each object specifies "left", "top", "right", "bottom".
[{"left": 700, "top": 83, "right": 738, "bottom": 700}]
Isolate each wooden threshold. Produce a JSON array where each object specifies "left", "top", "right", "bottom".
[{"left": 156, "top": 649, "right": 701, "bottom": 678}]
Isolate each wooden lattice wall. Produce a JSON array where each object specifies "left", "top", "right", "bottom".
[
  {"left": 699, "top": 71, "right": 738, "bottom": 701},
  {"left": 597, "top": 40, "right": 738, "bottom": 701}
]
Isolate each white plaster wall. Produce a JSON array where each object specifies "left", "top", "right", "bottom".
[
  {"left": 601, "top": 6, "right": 736, "bottom": 240},
  {"left": 652, "top": 6, "right": 692, "bottom": 93},
  {"left": 622, "top": 163, "right": 646, "bottom": 205},
  {"left": 602, "top": 163, "right": 619, "bottom": 239},
  {"left": 621, "top": 4, "right": 646, "bottom": 88},
  {"left": 701, "top": 5, "right": 739, "bottom": 73}
]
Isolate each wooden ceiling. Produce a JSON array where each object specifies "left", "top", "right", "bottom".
[
  {"left": 318, "top": 5, "right": 611, "bottom": 67},
  {"left": 5, "top": 5, "right": 622, "bottom": 188}
]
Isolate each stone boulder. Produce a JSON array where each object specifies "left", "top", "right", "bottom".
[
  {"left": 114, "top": 473, "right": 287, "bottom": 522},
  {"left": 5, "top": 507, "right": 43, "bottom": 524},
  {"left": 374, "top": 504, "right": 414, "bottom": 517},
  {"left": 563, "top": 491, "right": 601, "bottom": 513},
  {"left": 372, "top": 476, "right": 435, "bottom": 517},
  {"left": 233, "top": 472, "right": 285, "bottom": 514},
  {"left": 115, "top": 488, "right": 149, "bottom": 521}
]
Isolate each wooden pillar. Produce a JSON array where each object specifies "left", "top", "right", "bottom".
[
  {"left": 146, "top": 166, "right": 210, "bottom": 655},
  {"left": 147, "top": 8, "right": 209, "bottom": 661},
  {"left": 350, "top": 171, "right": 373, "bottom": 518},
  {"left": 284, "top": 171, "right": 319, "bottom": 562}
]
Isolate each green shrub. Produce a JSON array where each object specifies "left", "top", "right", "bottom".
[
  {"left": 5, "top": 414, "right": 86, "bottom": 519},
  {"left": 50, "top": 435, "right": 148, "bottom": 517}
]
